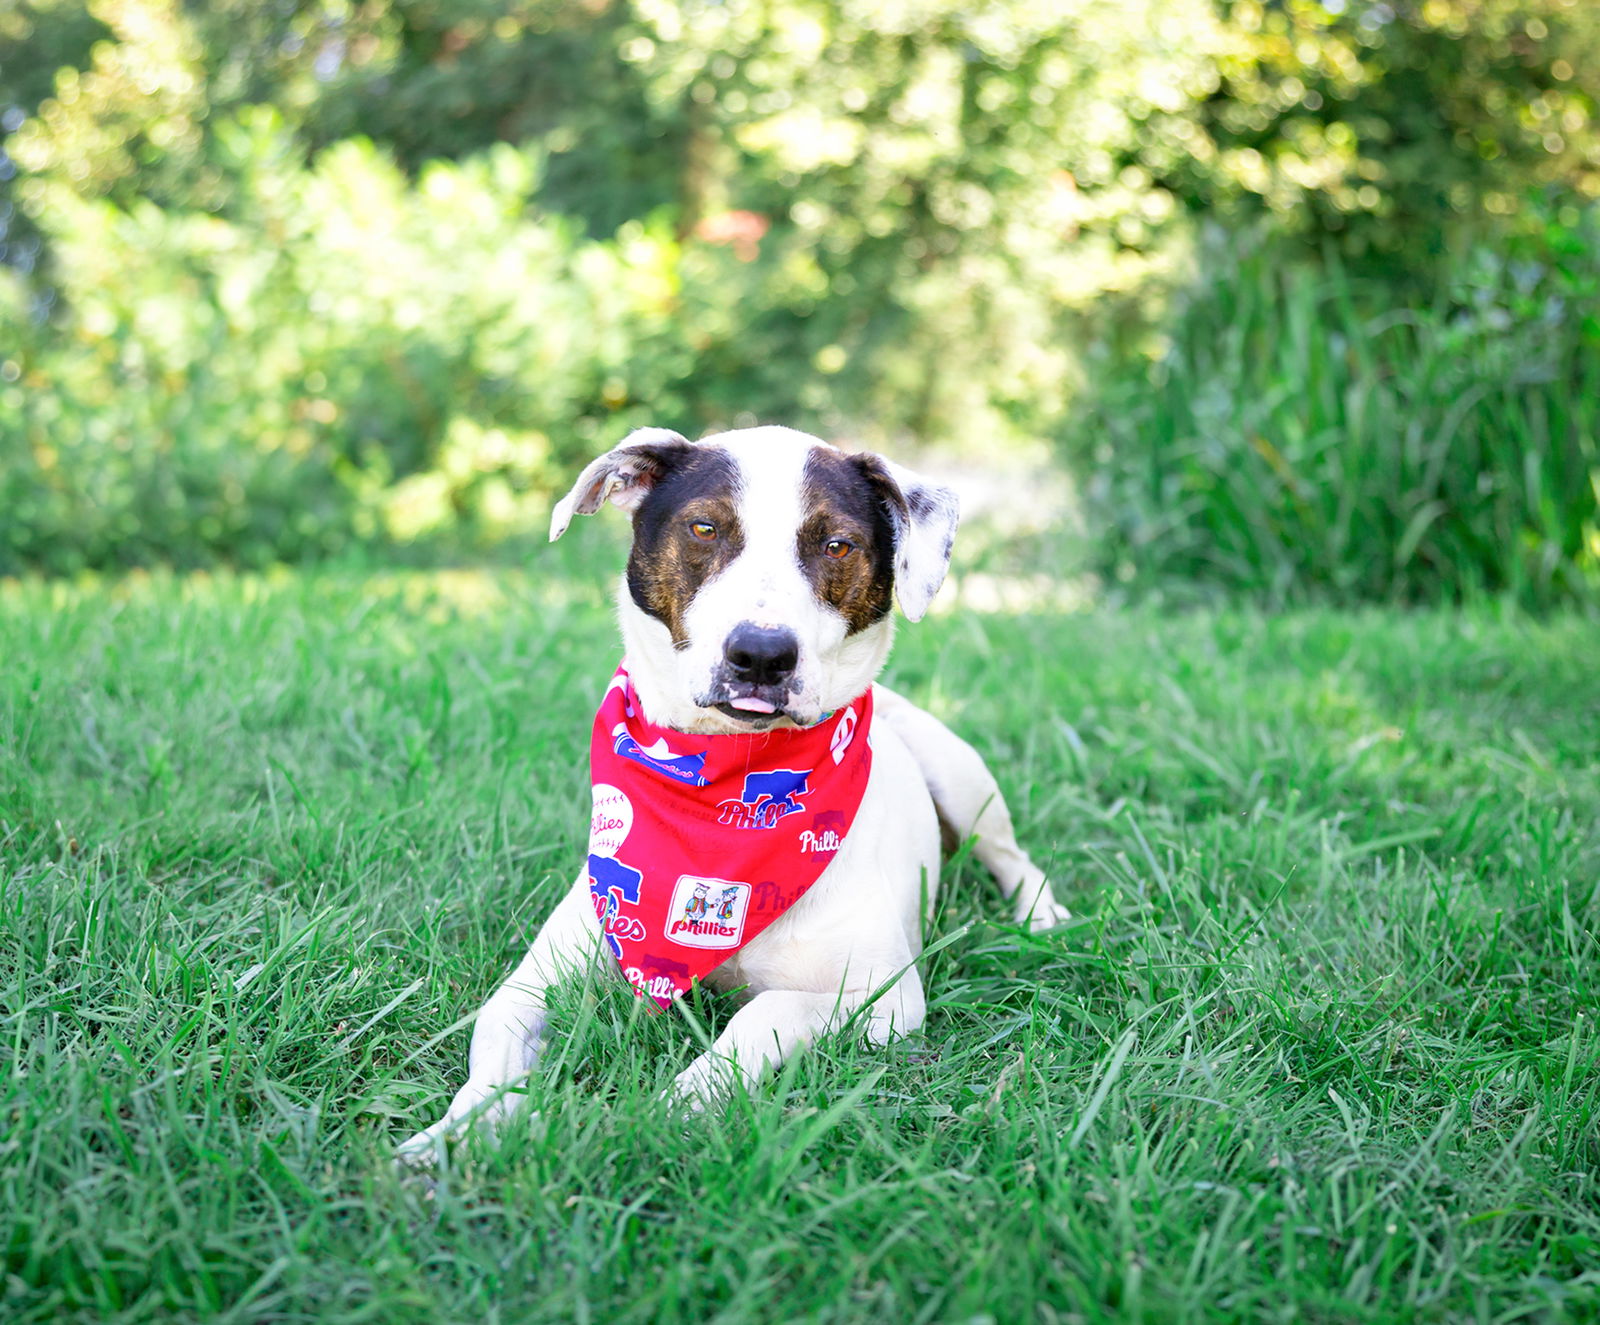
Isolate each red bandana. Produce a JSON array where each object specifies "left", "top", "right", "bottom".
[{"left": 586, "top": 663, "right": 874, "bottom": 1009}]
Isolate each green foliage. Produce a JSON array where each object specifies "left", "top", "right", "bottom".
[
  {"left": 302, "top": 0, "right": 684, "bottom": 237},
  {"left": 5, "top": 0, "right": 1600, "bottom": 595},
  {"left": 7, "top": 0, "right": 1230, "bottom": 451},
  {"left": 0, "top": 1, "right": 109, "bottom": 115},
  {"left": 0, "top": 1, "right": 1235, "bottom": 573},
  {"left": 3, "top": 571, "right": 1598, "bottom": 1320},
  {"left": 0, "top": 125, "right": 742, "bottom": 571},
  {"left": 1184, "top": 0, "right": 1600, "bottom": 266},
  {"left": 1066, "top": 220, "right": 1600, "bottom": 606}
]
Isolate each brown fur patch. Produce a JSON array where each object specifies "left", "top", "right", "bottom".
[
  {"left": 800, "top": 448, "right": 897, "bottom": 633},
  {"left": 626, "top": 448, "right": 744, "bottom": 647}
]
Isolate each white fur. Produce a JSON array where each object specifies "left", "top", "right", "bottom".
[{"left": 398, "top": 427, "right": 1068, "bottom": 1164}]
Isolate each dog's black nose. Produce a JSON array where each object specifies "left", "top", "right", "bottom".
[{"left": 723, "top": 622, "right": 800, "bottom": 686}]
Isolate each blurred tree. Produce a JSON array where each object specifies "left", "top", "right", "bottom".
[
  {"left": 14, "top": 0, "right": 1230, "bottom": 443},
  {"left": 13, "top": 1, "right": 1600, "bottom": 268},
  {"left": 1174, "top": 0, "right": 1600, "bottom": 265},
  {"left": 0, "top": 0, "right": 110, "bottom": 277},
  {"left": 0, "top": 0, "right": 108, "bottom": 118},
  {"left": 10, "top": 0, "right": 211, "bottom": 211},
  {"left": 301, "top": 0, "right": 685, "bottom": 239}
]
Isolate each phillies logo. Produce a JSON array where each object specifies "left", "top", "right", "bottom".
[
  {"left": 716, "top": 768, "right": 812, "bottom": 829},
  {"left": 666, "top": 875, "right": 750, "bottom": 948},
  {"left": 587, "top": 853, "right": 646, "bottom": 959},
  {"left": 798, "top": 827, "right": 841, "bottom": 854},
  {"left": 611, "top": 724, "right": 709, "bottom": 786},
  {"left": 589, "top": 783, "right": 633, "bottom": 856},
  {"left": 799, "top": 808, "right": 848, "bottom": 859},
  {"left": 830, "top": 706, "right": 858, "bottom": 764},
  {"left": 623, "top": 954, "right": 692, "bottom": 1005}
]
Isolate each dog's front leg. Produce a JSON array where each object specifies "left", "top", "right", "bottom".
[
  {"left": 874, "top": 685, "right": 1071, "bottom": 931},
  {"left": 397, "top": 878, "right": 600, "bottom": 1163},
  {"left": 670, "top": 965, "right": 926, "bottom": 1107}
]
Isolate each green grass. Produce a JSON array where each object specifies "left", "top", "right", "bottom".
[{"left": 3, "top": 549, "right": 1598, "bottom": 1322}]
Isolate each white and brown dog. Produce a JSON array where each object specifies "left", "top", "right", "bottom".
[{"left": 399, "top": 425, "right": 1067, "bottom": 1161}]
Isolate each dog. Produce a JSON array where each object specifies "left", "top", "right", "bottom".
[{"left": 398, "top": 425, "right": 1067, "bottom": 1161}]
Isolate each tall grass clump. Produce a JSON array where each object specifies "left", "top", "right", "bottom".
[{"left": 1067, "top": 224, "right": 1600, "bottom": 606}]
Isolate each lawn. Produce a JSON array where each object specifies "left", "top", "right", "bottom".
[{"left": 2, "top": 549, "right": 1598, "bottom": 1323}]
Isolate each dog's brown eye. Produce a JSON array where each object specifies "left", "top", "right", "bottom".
[
  {"left": 689, "top": 520, "right": 718, "bottom": 542},
  {"left": 824, "top": 539, "right": 854, "bottom": 560}
]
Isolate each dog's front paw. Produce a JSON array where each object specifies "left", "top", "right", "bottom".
[
  {"left": 1016, "top": 893, "right": 1072, "bottom": 933},
  {"left": 394, "top": 1080, "right": 527, "bottom": 1168},
  {"left": 396, "top": 1120, "right": 452, "bottom": 1171},
  {"left": 667, "top": 1054, "right": 737, "bottom": 1112}
]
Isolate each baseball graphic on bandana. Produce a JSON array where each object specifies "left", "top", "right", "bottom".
[{"left": 589, "top": 783, "right": 633, "bottom": 857}]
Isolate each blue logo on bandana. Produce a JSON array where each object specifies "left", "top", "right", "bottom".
[
  {"left": 612, "top": 727, "right": 709, "bottom": 786},
  {"left": 716, "top": 769, "right": 812, "bottom": 828},
  {"left": 588, "top": 853, "right": 644, "bottom": 958},
  {"left": 743, "top": 769, "right": 811, "bottom": 815}
]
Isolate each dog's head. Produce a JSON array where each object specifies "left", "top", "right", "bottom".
[{"left": 551, "top": 425, "right": 959, "bottom": 733}]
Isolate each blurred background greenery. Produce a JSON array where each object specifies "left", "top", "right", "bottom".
[{"left": 1, "top": 0, "right": 1596, "bottom": 603}]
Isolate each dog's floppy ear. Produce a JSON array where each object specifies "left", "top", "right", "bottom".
[
  {"left": 549, "top": 428, "right": 694, "bottom": 541},
  {"left": 853, "top": 453, "right": 960, "bottom": 622}
]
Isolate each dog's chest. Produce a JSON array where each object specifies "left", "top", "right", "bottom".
[{"left": 701, "top": 721, "right": 940, "bottom": 997}]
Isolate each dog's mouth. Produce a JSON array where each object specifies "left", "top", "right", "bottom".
[
  {"left": 703, "top": 683, "right": 807, "bottom": 726},
  {"left": 712, "top": 701, "right": 781, "bottom": 725}
]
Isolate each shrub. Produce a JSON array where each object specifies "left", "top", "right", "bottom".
[
  {"left": 0, "top": 120, "right": 729, "bottom": 573},
  {"left": 1066, "top": 223, "right": 1600, "bottom": 607},
  {"left": 0, "top": 96, "right": 1148, "bottom": 574}
]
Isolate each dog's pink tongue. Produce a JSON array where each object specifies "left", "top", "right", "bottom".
[{"left": 730, "top": 697, "right": 777, "bottom": 714}]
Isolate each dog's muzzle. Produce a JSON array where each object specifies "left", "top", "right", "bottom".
[{"left": 711, "top": 621, "right": 800, "bottom": 720}]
